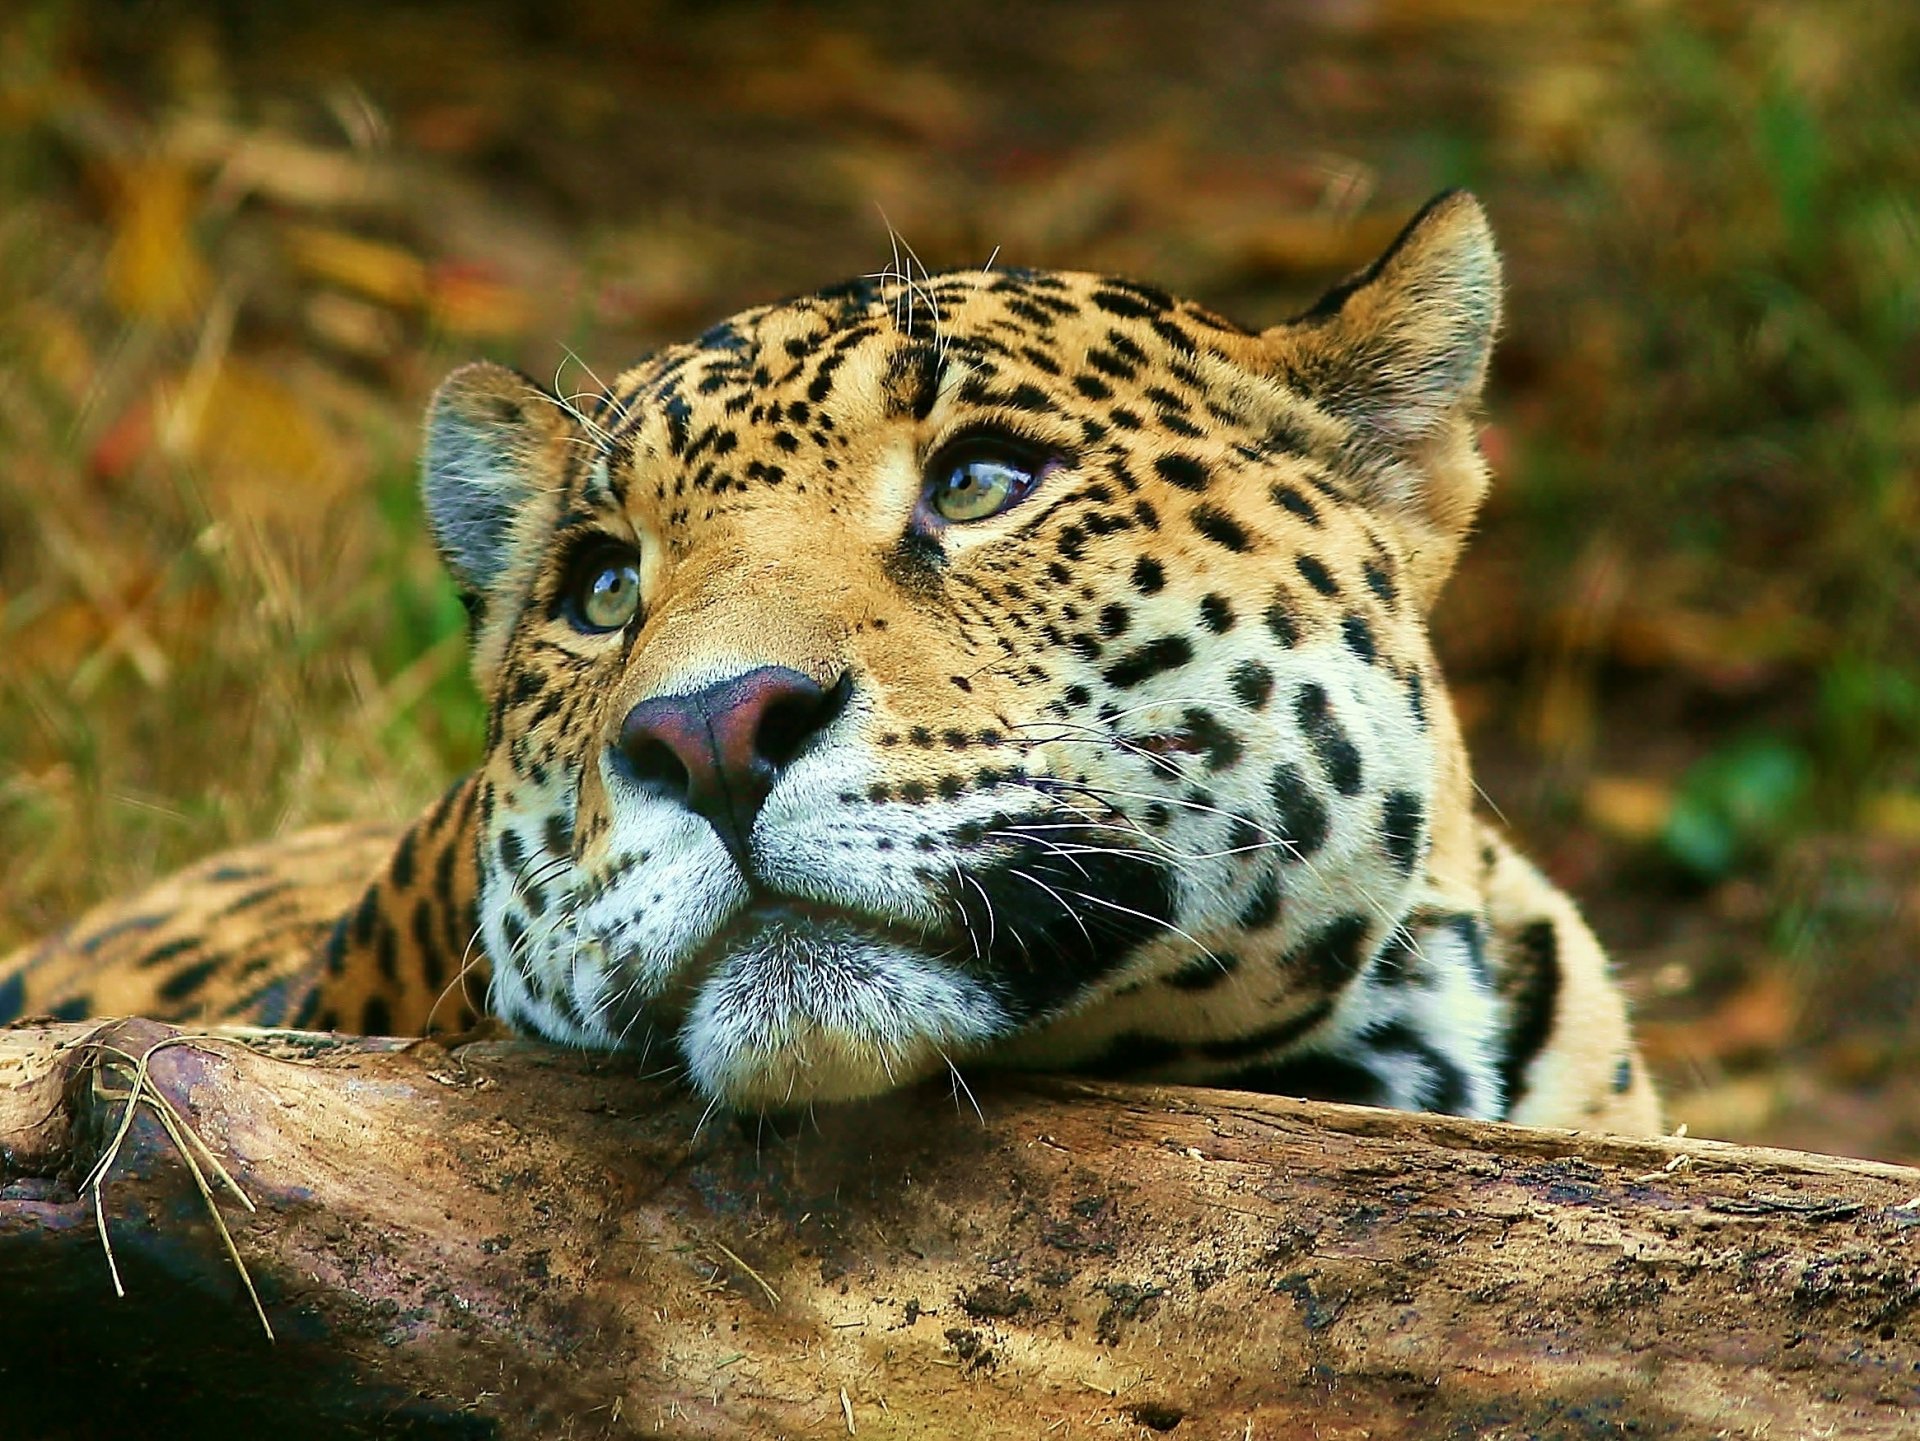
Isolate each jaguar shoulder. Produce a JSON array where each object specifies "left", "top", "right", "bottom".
[{"left": 1, "top": 192, "right": 1661, "bottom": 1134}]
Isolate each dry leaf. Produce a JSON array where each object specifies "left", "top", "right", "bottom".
[
  {"left": 282, "top": 224, "right": 427, "bottom": 309},
  {"left": 1583, "top": 776, "right": 1672, "bottom": 843},
  {"left": 106, "top": 160, "right": 211, "bottom": 323},
  {"left": 1864, "top": 792, "right": 1920, "bottom": 841},
  {"left": 160, "top": 360, "right": 347, "bottom": 521},
  {"left": 427, "top": 261, "right": 535, "bottom": 339}
]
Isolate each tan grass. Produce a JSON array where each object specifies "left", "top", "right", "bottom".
[{"left": 76, "top": 1032, "right": 275, "bottom": 1340}]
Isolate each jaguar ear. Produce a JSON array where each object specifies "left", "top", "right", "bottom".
[
  {"left": 1261, "top": 192, "right": 1501, "bottom": 600},
  {"left": 422, "top": 361, "right": 578, "bottom": 597},
  {"left": 1265, "top": 190, "right": 1501, "bottom": 444}
]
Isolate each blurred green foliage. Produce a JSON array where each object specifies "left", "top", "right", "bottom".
[
  {"left": 1492, "top": 3, "right": 1918, "bottom": 886},
  {"left": 1663, "top": 737, "right": 1812, "bottom": 881}
]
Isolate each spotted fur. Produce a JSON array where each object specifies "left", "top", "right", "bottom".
[{"left": 0, "top": 193, "right": 1660, "bottom": 1132}]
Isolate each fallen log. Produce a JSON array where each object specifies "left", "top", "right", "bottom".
[{"left": 1, "top": 1019, "right": 1916, "bottom": 1439}]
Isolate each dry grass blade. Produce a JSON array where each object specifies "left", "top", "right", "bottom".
[
  {"left": 711, "top": 1240, "right": 781, "bottom": 1306},
  {"left": 78, "top": 1032, "right": 276, "bottom": 1340}
]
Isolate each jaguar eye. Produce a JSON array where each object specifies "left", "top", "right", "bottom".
[
  {"left": 564, "top": 546, "right": 643, "bottom": 633},
  {"left": 927, "top": 445, "right": 1054, "bottom": 523}
]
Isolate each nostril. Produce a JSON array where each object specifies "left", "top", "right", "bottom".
[
  {"left": 615, "top": 733, "right": 693, "bottom": 798},
  {"left": 754, "top": 670, "right": 853, "bottom": 769},
  {"left": 614, "top": 695, "right": 703, "bottom": 801},
  {"left": 755, "top": 699, "right": 814, "bottom": 771}
]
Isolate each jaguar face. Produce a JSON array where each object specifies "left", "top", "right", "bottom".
[{"left": 429, "top": 193, "right": 1501, "bottom": 1109}]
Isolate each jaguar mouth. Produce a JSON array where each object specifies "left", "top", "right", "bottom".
[
  {"left": 669, "top": 892, "right": 1009, "bottom": 1109},
  {"left": 692, "top": 893, "right": 955, "bottom": 974}
]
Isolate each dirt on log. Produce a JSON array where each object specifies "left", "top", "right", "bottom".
[{"left": 2, "top": 1019, "right": 1917, "bottom": 1439}]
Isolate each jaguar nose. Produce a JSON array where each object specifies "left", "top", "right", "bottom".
[{"left": 614, "top": 666, "right": 852, "bottom": 861}]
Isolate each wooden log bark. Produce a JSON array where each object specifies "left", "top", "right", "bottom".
[{"left": 2, "top": 1019, "right": 1918, "bottom": 1439}]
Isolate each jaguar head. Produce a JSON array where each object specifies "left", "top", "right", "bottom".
[{"left": 426, "top": 192, "right": 1502, "bottom": 1109}]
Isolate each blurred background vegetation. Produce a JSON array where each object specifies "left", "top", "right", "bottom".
[{"left": 0, "top": 0, "right": 1914, "bottom": 1157}]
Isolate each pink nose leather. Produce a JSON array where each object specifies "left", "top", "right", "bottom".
[{"left": 615, "top": 666, "right": 846, "bottom": 861}]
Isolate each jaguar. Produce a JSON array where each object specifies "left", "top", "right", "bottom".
[{"left": 0, "top": 192, "right": 1660, "bottom": 1133}]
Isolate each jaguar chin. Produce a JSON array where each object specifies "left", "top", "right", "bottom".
[{"left": 673, "top": 905, "right": 1009, "bottom": 1108}]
